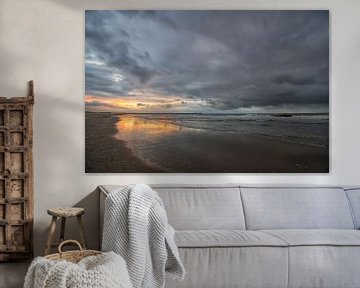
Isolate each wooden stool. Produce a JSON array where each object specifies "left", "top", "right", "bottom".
[{"left": 45, "top": 207, "right": 87, "bottom": 255}]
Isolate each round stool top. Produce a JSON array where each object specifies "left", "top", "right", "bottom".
[{"left": 47, "top": 207, "right": 85, "bottom": 217}]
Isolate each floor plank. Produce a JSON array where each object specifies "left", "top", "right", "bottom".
[{"left": 0, "top": 261, "right": 30, "bottom": 288}]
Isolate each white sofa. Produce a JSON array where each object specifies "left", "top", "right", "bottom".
[{"left": 99, "top": 185, "right": 360, "bottom": 288}]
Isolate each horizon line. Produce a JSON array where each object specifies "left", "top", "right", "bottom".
[{"left": 85, "top": 110, "right": 329, "bottom": 115}]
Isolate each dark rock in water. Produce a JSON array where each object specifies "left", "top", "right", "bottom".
[{"left": 271, "top": 113, "right": 292, "bottom": 117}]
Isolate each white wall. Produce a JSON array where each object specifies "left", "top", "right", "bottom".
[{"left": 0, "top": 0, "right": 359, "bottom": 256}]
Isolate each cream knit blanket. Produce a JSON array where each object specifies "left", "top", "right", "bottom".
[
  {"left": 24, "top": 251, "right": 132, "bottom": 288},
  {"left": 102, "top": 184, "right": 185, "bottom": 288}
]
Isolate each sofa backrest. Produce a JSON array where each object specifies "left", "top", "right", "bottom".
[
  {"left": 345, "top": 188, "right": 360, "bottom": 229},
  {"left": 153, "top": 186, "right": 246, "bottom": 230},
  {"left": 100, "top": 185, "right": 358, "bottom": 231},
  {"left": 240, "top": 187, "right": 355, "bottom": 230}
]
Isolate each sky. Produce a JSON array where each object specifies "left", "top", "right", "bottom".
[{"left": 85, "top": 10, "right": 329, "bottom": 113}]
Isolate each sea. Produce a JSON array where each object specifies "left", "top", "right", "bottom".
[{"left": 116, "top": 113, "right": 329, "bottom": 148}]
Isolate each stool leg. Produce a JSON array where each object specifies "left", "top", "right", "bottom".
[
  {"left": 60, "top": 217, "right": 66, "bottom": 243},
  {"left": 77, "top": 215, "right": 87, "bottom": 249},
  {"left": 45, "top": 216, "right": 57, "bottom": 255}
]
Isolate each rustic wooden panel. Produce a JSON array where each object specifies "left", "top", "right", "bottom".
[
  {"left": 10, "top": 204, "right": 24, "bottom": 221},
  {"left": 0, "top": 181, "right": 4, "bottom": 198},
  {"left": 0, "top": 204, "right": 4, "bottom": 219},
  {"left": 11, "top": 180, "right": 24, "bottom": 198},
  {"left": 0, "top": 110, "right": 4, "bottom": 126},
  {"left": 0, "top": 132, "right": 4, "bottom": 146},
  {"left": 0, "top": 81, "right": 34, "bottom": 261},
  {"left": 0, "top": 153, "right": 4, "bottom": 172},
  {"left": 11, "top": 226, "right": 24, "bottom": 246},
  {"left": 10, "top": 152, "right": 24, "bottom": 173},
  {"left": 9, "top": 110, "right": 23, "bottom": 126},
  {"left": 10, "top": 132, "right": 23, "bottom": 146},
  {"left": 0, "top": 226, "right": 4, "bottom": 245}
]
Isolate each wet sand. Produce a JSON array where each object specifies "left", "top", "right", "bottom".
[
  {"left": 85, "top": 112, "right": 163, "bottom": 172},
  {"left": 85, "top": 112, "right": 329, "bottom": 173}
]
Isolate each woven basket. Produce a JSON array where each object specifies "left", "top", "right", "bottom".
[{"left": 45, "top": 240, "right": 102, "bottom": 263}]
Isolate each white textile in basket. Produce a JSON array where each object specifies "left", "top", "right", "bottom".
[{"left": 24, "top": 251, "right": 132, "bottom": 288}]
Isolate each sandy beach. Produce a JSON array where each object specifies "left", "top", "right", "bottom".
[
  {"left": 85, "top": 112, "right": 329, "bottom": 173},
  {"left": 85, "top": 112, "right": 163, "bottom": 172}
]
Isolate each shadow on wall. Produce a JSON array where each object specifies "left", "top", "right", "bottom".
[
  {"left": 32, "top": 91, "right": 86, "bottom": 256},
  {"left": 0, "top": 43, "right": 30, "bottom": 95},
  {"left": 38, "top": 188, "right": 100, "bottom": 256},
  {"left": 73, "top": 187, "right": 100, "bottom": 249}
]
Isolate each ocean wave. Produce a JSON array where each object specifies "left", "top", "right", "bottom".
[{"left": 134, "top": 113, "right": 329, "bottom": 147}]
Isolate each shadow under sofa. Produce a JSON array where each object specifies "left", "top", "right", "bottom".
[{"left": 99, "top": 185, "right": 360, "bottom": 288}]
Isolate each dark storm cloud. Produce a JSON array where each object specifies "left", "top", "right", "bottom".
[
  {"left": 85, "top": 100, "right": 117, "bottom": 110},
  {"left": 116, "top": 10, "right": 178, "bottom": 29},
  {"left": 272, "top": 67, "right": 329, "bottom": 86},
  {"left": 85, "top": 101, "right": 103, "bottom": 107},
  {"left": 85, "top": 10, "right": 157, "bottom": 89},
  {"left": 85, "top": 64, "right": 131, "bottom": 96},
  {"left": 85, "top": 10, "right": 329, "bottom": 112},
  {"left": 273, "top": 74, "right": 316, "bottom": 86}
]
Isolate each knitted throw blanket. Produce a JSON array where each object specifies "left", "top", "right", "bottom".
[
  {"left": 102, "top": 184, "right": 185, "bottom": 288},
  {"left": 24, "top": 251, "right": 132, "bottom": 288}
]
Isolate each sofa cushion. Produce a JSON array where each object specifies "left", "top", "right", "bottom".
[
  {"left": 261, "top": 230, "right": 360, "bottom": 288},
  {"left": 154, "top": 186, "right": 246, "bottom": 230},
  {"left": 100, "top": 185, "right": 246, "bottom": 230},
  {"left": 241, "top": 187, "right": 355, "bottom": 230},
  {"left": 262, "top": 229, "right": 360, "bottom": 246},
  {"left": 175, "top": 230, "right": 287, "bottom": 248},
  {"left": 165, "top": 247, "right": 288, "bottom": 288},
  {"left": 287, "top": 246, "right": 360, "bottom": 288}
]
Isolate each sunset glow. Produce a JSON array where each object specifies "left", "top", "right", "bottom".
[
  {"left": 115, "top": 115, "right": 190, "bottom": 141},
  {"left": 85, "top": 92, "right": 206, "bottom": 113}
]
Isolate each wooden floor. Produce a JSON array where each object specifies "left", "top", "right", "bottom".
[{"left": 0, "top": 261, "right": 30, "bottom": 288}]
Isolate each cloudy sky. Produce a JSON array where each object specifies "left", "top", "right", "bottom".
[{"left": 85, "top": 10, "right": 329, "bottom": 113}]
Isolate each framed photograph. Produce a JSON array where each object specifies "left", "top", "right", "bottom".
[{"left": 85, "top": 10, "right": 329, "bottom": 173}]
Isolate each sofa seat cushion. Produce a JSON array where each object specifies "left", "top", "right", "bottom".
[
  {"left": 262, "top": 229, "right": 360, "bottom": 246},
  {"left": 166, "top": 246, "right": 289, "bottom": 288},
  {"left": 260, "top": 230, "right": 360, "bottom": 288},
  {"left": 175, "top": 230, "right": 288, "bottom": 248}
]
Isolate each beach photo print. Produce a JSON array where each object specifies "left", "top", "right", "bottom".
[{"left": 85, "top": 10, "right": 329, "bottom": 173}]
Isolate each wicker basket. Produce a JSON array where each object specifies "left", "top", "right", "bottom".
[{"left": 45, "top": 240, "right": 102, "bottom": 263}]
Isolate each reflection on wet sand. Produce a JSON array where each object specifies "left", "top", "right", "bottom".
[
  {"left": 115, "top": 114, "right": 190, "bottom": 142},
  {"left": 114, "top": 114, "right": 197, "bottom": 169}
]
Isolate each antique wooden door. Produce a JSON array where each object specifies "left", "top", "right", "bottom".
[{"left": 0, "top": 81, "right": 34, "bottom": 261}]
